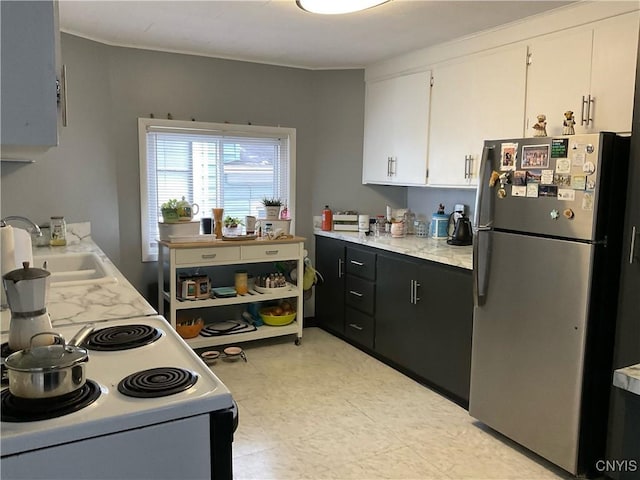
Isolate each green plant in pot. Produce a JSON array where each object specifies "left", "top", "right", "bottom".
[
  {"left": 161, "top": 199, "right": 180, "bottom": 223},
  {"left": 223, "top": 216, "right": 244, "bottom": 228},
  {"left": 262, "top": 197, "right": 282, "bottom": 219}
]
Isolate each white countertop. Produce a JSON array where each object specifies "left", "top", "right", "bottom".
[
  {"left": 1, "top": 233, "right": 156, "bottom": 333},
  {"left": 613, "top": 364, "right": 640, "bottom": 396},
  {"left": 314, "top": 230, "right": 473, "bottom": 270}
]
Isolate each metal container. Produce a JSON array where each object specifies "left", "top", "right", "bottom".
[{"left": 4, "top": 325, "right": 93, "bottom": 399}]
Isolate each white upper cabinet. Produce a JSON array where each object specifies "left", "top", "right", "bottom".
[
  {"left": 525, "top": 11, "right": 639, "bottom": 137},
  {"left": 362, "top": 71, "right": 431, "bottom": 186},
  {"left": 427, "top": 45, "right": 528, "bottom": 187},
  {"left": 1, "top": 0, "right": 60, "bottom": 156},
  {"left": 589, "top": 12, "right": 639, "bottom": 134},
  {"left": 525, "top": 28, "right": 594, "bottom": 137}
]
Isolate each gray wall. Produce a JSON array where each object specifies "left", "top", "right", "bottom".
[
  {"left": 1, "top": 33, "right": 405, "bottom": 304},
  {"left": 408, "top": 187, "right": 476, "bottom": 222}
]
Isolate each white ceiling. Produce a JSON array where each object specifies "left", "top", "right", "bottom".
[{"left": 59, "top": 0, "right": 575, "bottom": 70}]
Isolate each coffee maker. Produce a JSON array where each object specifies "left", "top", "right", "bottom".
[
  {"left": 447, "top": 204, "right": 473, "bottom": 246},
  {"left": 3, "top": 261, "right": 54, "bottom": 351}
]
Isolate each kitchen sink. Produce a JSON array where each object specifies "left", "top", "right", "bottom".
[{"left": 33, "top": 252, "right": 118, "bottom": 287}]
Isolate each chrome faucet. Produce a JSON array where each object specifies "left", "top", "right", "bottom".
[{"left": 0, "top": 216, "right": 42, "bottom": 236}]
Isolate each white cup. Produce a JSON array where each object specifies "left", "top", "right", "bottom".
[
  {"left": 358, "top": 215, "right": 370, "bottom": 234},
  {"left": 245, "top": 216, "right": 256, "bottom": 234}
]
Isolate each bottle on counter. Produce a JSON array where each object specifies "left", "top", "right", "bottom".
[
  {"left": 404, "top": 209, "right": 416, "bottom": 234},
  {"left": 280, "top": 202, "right": 290, "bottom": 220},
  {"left": 49, "top": 216, "right": 67, "bottom": 246},
  {"left": 321, "top": 205, "right": 333, "bottom": 231}
]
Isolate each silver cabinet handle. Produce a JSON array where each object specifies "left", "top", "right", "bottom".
[
  {"left": 581, "top": 95, "right": 594, "bottom": 126},
  {"left": 348, "top": 323, "right": 363, "bottom": 331},
  {"left": 350, "top": 260, "right": 364, "bottom": 266},
  {"left": 414, "top": 281, "right": 420, "bottom": 303},
  {"left": 587, "top": 95, "right": 594, "bottom": 126},
  {"left": 409, "top": 280, "right": 414, "bottom": 304},
  {"left": 265, "top": 250, "right": 279, "bottom": 255},
  {"left": 390, "top": 157, "right": 397, "bottom": 176},
  {"left": 387, "top": 157, "right": 392, "bottom": 177},
  {"left": 630, "top": 226, "right": 638, "bottom": 265},
  {"left": 60, "top": 65, "right": 68, "bottom": 127},
  {"left": 338, "top": 258, "right": 344, "bottom": 278},
  {"left": 201, "top": 253, "right": 217, "bottom": 259},
  {"left": 349, "top": 290, "right": 363, "bottom": 297}
]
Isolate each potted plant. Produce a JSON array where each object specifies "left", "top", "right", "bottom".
[
  {"left": 223, "top": 216, "right": 244, "bottom": 229},
  {"left": 262, "top": 197, "right": 282, "bottom": 219},
  {"left": 160, "top": 199, "right": 180, "bottom": 223}
]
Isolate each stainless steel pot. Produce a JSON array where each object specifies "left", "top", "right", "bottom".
[{"left": 4, "top": 324, "right": 94, "bottom": 399}]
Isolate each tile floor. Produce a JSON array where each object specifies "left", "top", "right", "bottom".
[{"left": 207, "top": 327, "right": 574, "bottom": 480}]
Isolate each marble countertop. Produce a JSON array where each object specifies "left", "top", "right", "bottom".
[
  {"left": 613, "top": 364, "right": 640, "bottom": 396},
  {"left": 1, "top": 228, "right": 156, "bottom": 333},
  {"left": 314, "top": 230, "right": 472, "bottom": 270}
]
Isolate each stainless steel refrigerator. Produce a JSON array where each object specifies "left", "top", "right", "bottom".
[{"left": 470, "top": 132, "right": 630, "bottom": 477}]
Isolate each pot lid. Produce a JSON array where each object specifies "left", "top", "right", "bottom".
[
  {"left": 3, "top": 261, "right": 50, "bottom": 282},
  {"left": 5, "top": 341, "right": 88, "bottom": 371}
]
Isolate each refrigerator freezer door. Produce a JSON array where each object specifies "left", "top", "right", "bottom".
[
  {"left": 487, "top": 133, "right": 610, "bottom": 242},
  {"left": 469, "top": 231, "right": 594, "bottom": 475}
]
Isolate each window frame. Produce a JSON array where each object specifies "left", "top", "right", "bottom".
[{"left": 138, "top": 118, "right": 296, "bottom": 262}]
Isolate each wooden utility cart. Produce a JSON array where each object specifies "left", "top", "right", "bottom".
[{"left": 157, "top": 236, "right": 305, "bottom": 349}]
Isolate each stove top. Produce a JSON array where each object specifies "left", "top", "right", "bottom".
[
  {"left": 1, "top": 316, "right": 233, "bottom": 457},
  {"left": 84, "top": 324, "right": 162, "bottom": 351},
  {"left": 118, "top": 367, "right": 198, "bottom": 398},
  {"left": 2, "top": 380, "right": 102, "bottom": 422}
]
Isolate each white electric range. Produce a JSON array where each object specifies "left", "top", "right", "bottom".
[{"left": 0, "top": 315, "right": 235, "bottom": 480}]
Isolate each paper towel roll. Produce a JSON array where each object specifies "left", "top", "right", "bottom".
[
  {"left": 12, "top": 228, "right": 33, "bottom": 268},
  {"left": 1, "top": 225, "right": 16, "bottom": 276},
  {"left": 1, "top": 225, "right": 16, "bottom": 307}
]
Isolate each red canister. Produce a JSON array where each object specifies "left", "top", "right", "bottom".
[{"left": 321, "top": 205, "right": 333, "bottom": 231}]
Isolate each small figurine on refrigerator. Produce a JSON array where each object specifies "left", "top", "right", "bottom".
[
  {"left": 562, "top": 110, "right": 575, "bottom": 135},
  {"left": 532, "top": 114, "right": 547, "bottom": 137}
]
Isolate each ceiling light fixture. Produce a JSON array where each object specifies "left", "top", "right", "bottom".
[{"left": 296, "top": 0, "right": 390, "bottom": 15}]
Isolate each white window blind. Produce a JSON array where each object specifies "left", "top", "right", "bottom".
[{"left": 139, "top": 118, "right": 295, "bottom": 261}]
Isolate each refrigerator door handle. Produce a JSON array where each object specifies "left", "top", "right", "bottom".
[
  {"left": 474, "top": 145, "right": 495, "bottom": 230},
  {"left": 473, "top": 227, "right": 491, "bottom": 307}
]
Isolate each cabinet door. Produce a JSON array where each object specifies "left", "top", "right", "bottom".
[
  {"left": 363, "top": 78, "right": 395, "bottom": 183},
  {"left": 416, "top": 262, "right": 473, "bottom": 402},
  {"left": 363, "top": 71, "right": 431, "bottom": 185},
  {"left": 375, "top": 254, "right": 418, "bottom": 366},
  {"left": 427, "top": 45, "right": 527, "bottom": 187},
  {"left": 314, "top": 236, "right": 346, "bottom": 335},
  {"left": 0, "top": 0, "right": 58, "bottom": 150},
  {"left": 525, "top": 28, "right": 593, "bottom": 137},
  {"left": 427, "top": 59, "right": 474, "bottom": 187},
  {"left": 590, "top": 12, "right": 639, "bottom": 134}
]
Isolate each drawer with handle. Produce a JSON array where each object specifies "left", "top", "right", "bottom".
[
  {"left": 241, "top": 243, "right": 301, "bottom": 261},
  {"left": 345, "top": 275, "right": 375, "bottom": 315},
  {"left": 175, "top": 246, "right": 241, "bottom": 265},
  {"left": 345, "top": 247, "right": 376, "bottom": 281},
  {"left": 344, "top": 307, "right": 374, "bottom": 349}
]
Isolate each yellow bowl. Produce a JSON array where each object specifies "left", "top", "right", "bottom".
[{"left": 259, "top": 308, "right": 296, "bottom": 326}]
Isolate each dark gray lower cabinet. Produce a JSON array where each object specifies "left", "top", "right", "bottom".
[
  {"left": 315, "top": 235, "right": 473, "bottom": 405},
  {"left": 315, "top": 236, "right": 345, "bottom": 335},
  {"left": 376, "top": 252, "right": 473, "bottom": 403},
  {"left": 344, "top": 307, "right": 375, "bottom": 349}
]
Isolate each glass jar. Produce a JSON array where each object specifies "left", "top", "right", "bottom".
[
  {"left": 49, "top": 216, "right": 67, "bottom": 246},
  {"left": 390, "top": 221, "right": 405, "bottom": 238},
  {"left": 234, "top": 270, "right": 248, "bottom": 295},
  {"left": 415, "top": 221, "right": 428, "bottom": 238}
]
